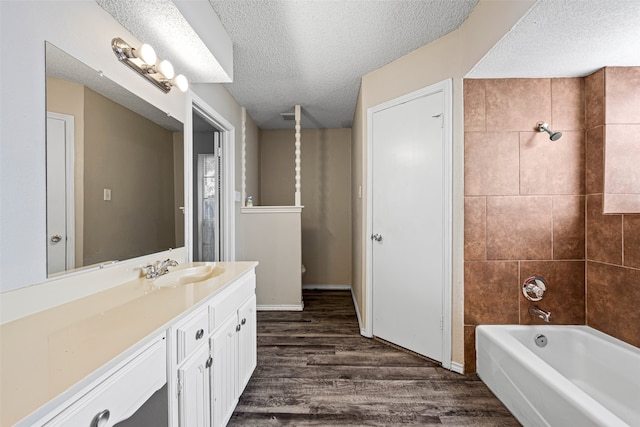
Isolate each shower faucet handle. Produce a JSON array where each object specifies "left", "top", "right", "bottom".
[{"left": 522, "top": 276, "right": 546, "bottom": 301}]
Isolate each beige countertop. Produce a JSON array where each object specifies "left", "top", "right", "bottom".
[{"left": 0, "top": 261, "right": 257, "bottom": 426}]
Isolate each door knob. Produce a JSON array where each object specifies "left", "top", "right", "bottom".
[
  {"left": 50, "top": 234, "right": 62, "bottom": 243},
  {"left": 371, "top": 233, "right": 383, "bottom": 242}
]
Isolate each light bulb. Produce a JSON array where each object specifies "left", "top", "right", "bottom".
[
  {"left": 174, "top": 74, "right": 188, "bottom": 92},
  {"left": 137, "top": 43, "right": 157, "bottom": 65},
  {"left": 157, "top": 60, "right": 175, "bottom": 79}
]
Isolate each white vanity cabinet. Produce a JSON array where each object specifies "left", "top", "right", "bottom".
[
  {"left": 237, "top": 294, "right": 257, "bottom": 395},
  {"left": 2, "top": 262, "right": 258, "bottom": 427},
  {"left": 210, "top": 315, "right": 240, "bottom": 427},
  {"left": 177, "top": 344, "right": 212, "bottom": 427},
  {"left": 210, "top": 294, "right": 257, "bottom": 427},
  {"left": 39, "top": 334, "right": 167, "bottom": 427},
  {"left": 170, "top": 270, "right": 257, "bottom": 427}
]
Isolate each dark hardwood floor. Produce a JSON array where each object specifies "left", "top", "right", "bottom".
[{"left": 229, "top": 290, "right": 520, "bottom": 426}]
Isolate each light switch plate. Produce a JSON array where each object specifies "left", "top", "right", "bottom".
[{"left": 104, "top": 189, "right": 112, "bottom": 201}]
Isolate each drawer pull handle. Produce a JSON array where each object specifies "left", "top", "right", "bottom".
[
  {"left": 90, "top": 409, "right": 110, "bottom": 427},
  {"left": 206, "top": 356, "right": 213, "bottom": 368},
  {"left": 241, "top": 318, "right": 247, "bottom": 325},
  {"left": 195, "top": 329, "right": 204, "bottom": 340},
  {"left": 236, "top": 324, "right": 241, "bottom": 332}
]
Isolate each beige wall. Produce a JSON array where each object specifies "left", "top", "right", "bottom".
[
  {"left": 241, "top": 209, "right": 302, "bottom": 308},
  {"left": 46, "top": 77, "right": 85, "bottom": 267},
  {"left": 245, "top": 114, "right": 261, "bottom": 206},
  {"left": 83, "top": 87, "right": 176, "bottom": 265},
  {"left": 260, "top": 130, "right": 295, "bottom": 206},
  {"left": 173, "top": 132, "right": 185, "bottom": 247},
  {"left": 260, "top": 129, "right": 352, "bottom": 286},
  {"left": 351, "top": 0, "right": 535, "bottom": 367}
]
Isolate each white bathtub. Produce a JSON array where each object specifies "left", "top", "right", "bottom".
[{"left": 476, "top": 325, "right": 640, "bottom": 427}]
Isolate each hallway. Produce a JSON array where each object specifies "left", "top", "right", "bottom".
[{"left": 229, "top": 290, "right": 519, "bottom": 426}]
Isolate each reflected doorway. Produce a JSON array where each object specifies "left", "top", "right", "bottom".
[
  {"left": 192, "top": 110, "right": 222, "bottom": 262},
  {"left": 46, "top": 112, "right": 75, "bottom": 275}
]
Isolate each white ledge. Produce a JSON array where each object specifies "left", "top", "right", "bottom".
[{"left": 241, "top": 206, "right": 303, "bottom": 214}]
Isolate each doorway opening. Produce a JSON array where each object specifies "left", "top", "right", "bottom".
[
  {"left": 46, "top": 111, "right": 75, "bottom": 275},
  {"left": 192, "top": 111, "right": 222, "bottom": 261},
  {"left": 187, "top": 94, "right": 236, "bottom": 263}
]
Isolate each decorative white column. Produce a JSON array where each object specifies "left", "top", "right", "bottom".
[
  {"left": 294, "top": 105, "right": 302, "bottom": 206},
  {"left": 241, "top": 107, "right": 247, "bottom": 207}
]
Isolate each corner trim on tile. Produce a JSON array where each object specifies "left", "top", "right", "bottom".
[{"left": 256, "top": 304, "right": 304, "bottom": 311}]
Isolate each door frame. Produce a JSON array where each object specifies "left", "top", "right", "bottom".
[
  {"left": 46, "top": 111, "right": 75, "bottom": 273},
  {"left": 365, "top": 79, "right": 452, "bottom": 369},
  {"left": 186, "top": 92, "right": 236, "bottom": 262}
]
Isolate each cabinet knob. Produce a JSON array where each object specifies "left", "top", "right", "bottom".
[
  {"left": 195, "top": 329, "right": 204, "bottom": 340},
  {"left": 241, "top": 318, "right": 247, "bottom": 325},
  {"left": 90, "top": 409, "right": 110, "bottom": 427},
  {"left": 206, "top": 356, "right": 213, "bottom": 368}
]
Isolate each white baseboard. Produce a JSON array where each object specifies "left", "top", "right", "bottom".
[
  {"left": 302, "top": 284, "right": 351, "bottom": 290},
  {"left": 449, "top": 361, "right": 464, "bottom": 374},
  {"left": 257, "top": 304, "right": 304, "bottom": 311},
  {"left": 351, "top": 289, "right": 369, "bottom": 337}
]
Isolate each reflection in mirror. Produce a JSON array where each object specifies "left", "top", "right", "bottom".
[{"left": 45, "top": 42, "right": 185, "bottom": 277}]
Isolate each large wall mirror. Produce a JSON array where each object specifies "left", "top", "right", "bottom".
[{"left": 45, "top": 42, "right": 185, "bottom": 277}]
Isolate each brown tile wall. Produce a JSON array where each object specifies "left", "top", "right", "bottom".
[
  {"left": 463, "top": 78, "right": 586, "bottom": 374},
  {"left": 585, "top": 67, "right": 640, "bottom": 349},
  {"left": 600, "top": 67, "right": 640, "bottom": 213},
  {"left": 464, "top": 70, "right": 640, "bottom": 374},
  {"left": 462, "top": 69, "right": 640, "bottom": 374}
]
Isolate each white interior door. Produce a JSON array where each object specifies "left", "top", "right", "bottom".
[
  {"left": 371, "top": 88, "right": 448, "bottom": 362},
  {"left": 46, "top": 112, "right": 74, "bottom": 275}
]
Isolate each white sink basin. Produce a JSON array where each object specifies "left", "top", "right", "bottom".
[{"left": 153, "top": 263, "right": 224, "bottom": 287}]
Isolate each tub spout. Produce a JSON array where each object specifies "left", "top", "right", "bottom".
[{"left": 529, "top": 305, "right": 551, "bottom": 323}]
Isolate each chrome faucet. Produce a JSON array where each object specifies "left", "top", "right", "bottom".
[
  {"left": 143, "top": 259, "right": 179, "bottom": 279},
  {"left": 529, "top": 305, "right": 551, "bottom": 323}
]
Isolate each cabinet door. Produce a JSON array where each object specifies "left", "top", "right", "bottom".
[
  {"left": 178, "top": 344, "right": 211, "bottom": 427},
  {"left": 237, "top": 295, "right": 257, "bottom": 394},
  {"left": 210, "top": 315, "right": 238, "bottom": 427}
]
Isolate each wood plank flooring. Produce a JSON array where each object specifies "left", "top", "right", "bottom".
[{"left": 229, "top": 290, "right": 520, "bottom": 426}]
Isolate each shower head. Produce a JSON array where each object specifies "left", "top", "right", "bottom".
[{"left": 536, "top": 121, "right": 562, "bottom": 141}]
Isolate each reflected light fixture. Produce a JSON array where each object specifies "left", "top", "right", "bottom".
[{"left": 111, "top": 37, "right": 188, "bottom": 93}]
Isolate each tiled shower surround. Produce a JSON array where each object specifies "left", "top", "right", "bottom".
[{"left": 463, "top": 69, "right": 640, "bottom": 373}]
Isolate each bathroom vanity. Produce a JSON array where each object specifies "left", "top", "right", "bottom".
[{"left": 0, "top": 261, "right": 257, "bottom": 427}]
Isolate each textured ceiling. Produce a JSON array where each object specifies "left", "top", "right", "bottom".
[
  {"left": 208, "top": 0, "right": 478, "bottom": 129},
  {"left": 468, "top": 0, "right": 640, "bottom": 78},
  {"left": 95, "top": 0, "right": 640, "bottom": 131},
  {"left": 95, "top": 0, "right": 231, "bottom": 82}
]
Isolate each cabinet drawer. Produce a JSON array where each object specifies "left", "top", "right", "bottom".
[
  {"left": 176, "top": 309, "right": 208, "bottom": 364},
  {"left": 44, "top": 336, "right": 166, "bottom": 426},
  {"left": 210, "top": 272, "right": 255, "bottom": 332}
]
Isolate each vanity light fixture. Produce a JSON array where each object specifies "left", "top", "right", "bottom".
[{"left": 111, "top": 37, "right": 188, "bottom": 93}]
